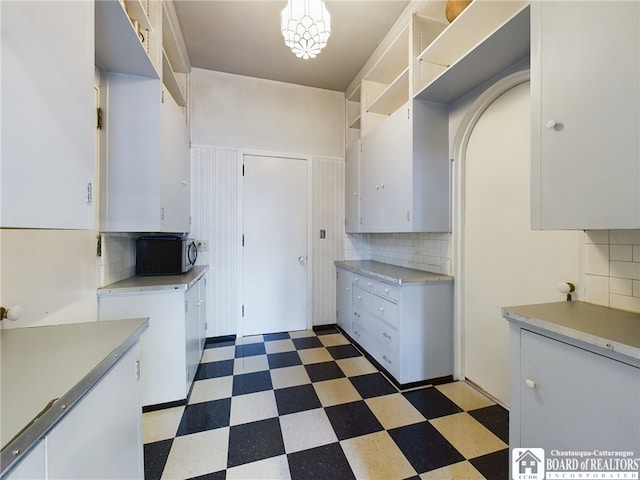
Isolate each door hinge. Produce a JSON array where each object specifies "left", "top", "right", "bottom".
[
  {"left": 96, "top": 235, "right": 102, "bottom": 257},
  {"left": 96, "top": 107, "right": 103, "bottom": 130},
  {"left": 242, "top": 164, "right": 245, "bottom": 176},
  {"left": 242, "top": 305, "right": 245, "bottom": 317},
  {"left": 87, "top": 182, "right": 93, "bottom": 205}
]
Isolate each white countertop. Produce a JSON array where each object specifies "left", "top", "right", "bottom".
[
  {"left": 0, "top": 318, "right": 149, "bottom": 474},
  {"left": 335, "top": 260, "right": 453, "bottom": 285},
  {"left": 502, "top": 301, "right": 640, "bottom": 361},
  {"left": 97, "top": 265, "right": 208, "bottom": 295}
]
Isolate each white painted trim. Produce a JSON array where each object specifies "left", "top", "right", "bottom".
[
  {"left": 236, "top": 148, "right": 313, "bottom": 336},
  {"left": 451, "top": 69, "right": 531, "bottom": 381}
]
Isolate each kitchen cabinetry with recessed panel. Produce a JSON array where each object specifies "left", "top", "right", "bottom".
[
  {"left": 504, "top": 302, "right": 640, "bottom": 456},
  {"left": 360, "top": 99, "right": 449, "bottom": 233},
  {"left": 97, "top": 267, "right": 208, "bottom": 407},
  {"left": 530, "top": 1, "right": 640, "bottom": 230},
  {"left": 101, "top": 73, "right": 190, "bottom": 233},
  {"left": 1, "top": 1, "right": 95, "bottom": 229},
  {"left": 336, "top": 261, "right": 453, "bottom": 387}
]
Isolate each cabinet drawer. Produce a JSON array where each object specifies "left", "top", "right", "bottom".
[
  {"left": 352, "top": 320, "right": 399, "bottom": 377},
  {"left": 369, "top": 294, "right": 398, "bottom": 328},
  {"left": 372, "top": 281, "right": 399, "bottom": 302},
  {"left": 352, "top": 285, "right": 370, "bottom": 310}
]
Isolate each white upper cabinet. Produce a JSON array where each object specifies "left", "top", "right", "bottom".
[
  {"left": 1, "top": 1, "right": 95, "bottom": 229},
  {"left": 345, "top": 140, "right": 361, "bottom": 233},
  {"left": 360, "top": 100, "right": 449, "bottom": 233},
  {"left": 101, "top": 74, "right": 190, "bottom": 233},
  {"left": 531, "top": 1, "right": 640, "bottom": 230}
]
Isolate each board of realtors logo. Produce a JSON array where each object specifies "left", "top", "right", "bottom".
[{"left": 513, "top": 448, "right": 545, "bottom": 480}]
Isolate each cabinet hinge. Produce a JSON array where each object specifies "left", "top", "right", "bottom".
[
  {"left": 185, "top": 300, "right": 188, "bottom": 314},
  {"left": 161, "top": 207, "right": 165, "bottom": 220},
  {"left": 161, "top": 90, "right": 165, "bottom": 103},
  {"left": 96, "top": 235, "right": 102, "bottom": 257},
  {"left": 407, "top": 108, "right": 410, "bottom": 120},
  {"left": 242, "top": 164, "right": 245, "bottom": 176},
  {"left": 242, "top": 305, "right": 245, "bottom": 317},
  {"left": 135, "top": 360, "right": 141, "bottom": 381},
  {"left": 87, "top": 183, "right": 93, "bottom": 205},
  {"left": 407, "top": 210, "right": 410, "bottom": 222},
  {"left": 189, "top": 215, "right": 192, "bottom": 225},
  {"left": 242, "top": 234, "right": 245, "bottom": 247},
  {"left": 96, "top": 107, "right": 103, "bottom": 130}
]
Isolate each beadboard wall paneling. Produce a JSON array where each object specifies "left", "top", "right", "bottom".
[
  {"left": 312, "top": 156, "right": 345, "bottom": 326},
  {"left": 191, "top": 146, "right": 238, "bottom": 336}
]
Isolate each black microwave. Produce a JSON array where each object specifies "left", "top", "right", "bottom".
[{"left": 135, "top": 236, "right": 197, "bottom": 276}]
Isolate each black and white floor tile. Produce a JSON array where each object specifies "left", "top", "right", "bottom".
[{"left": 143, "top": 327, "right": 509, "bottom": 480}]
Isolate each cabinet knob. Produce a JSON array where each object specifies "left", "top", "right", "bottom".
[
  {"left": 384, "top": 288, "right": 389, "bottom": 293},
  {"left": 545, "top": 120, "right": 558, "bottom": 129},
  {"left": 367, "top": 282, "right": 372, "bottom": 287},
  {"left": 354, "top": 192, "right": 358, "bottom": 197},
  {"left": 379, "top": 307, "right": 384, "bottom": 312},
  {"left": 525, "top": 378, "right": 536, "bottom": 389},
  {"left": 375, "top": 184, "right": 380, "bottom": 190}
]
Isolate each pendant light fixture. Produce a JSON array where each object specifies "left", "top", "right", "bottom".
[{"left": 281, "top": 0, "right": 331, "bottom": 59}]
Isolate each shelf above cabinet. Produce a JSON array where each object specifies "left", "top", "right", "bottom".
[
  {"left": 163, "top": 50, "right": 187, "bottom": 106},
  {"left": 124, "top": 0, "right": 152, "bottom": 30},
  {"left": 368, "top": 67, "right": 409, "bottom": 115},
  {"left": 162, "top": 2, "right": 190, "bottom": 75},
  {"left": 95, "top": 0, "right": 159, "bottom": 78},
  {"left": 414, "top": 4, "right": 529, "bottom": 104}
]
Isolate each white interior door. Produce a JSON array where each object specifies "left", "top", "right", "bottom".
[
  {"left": 243, "top": 154, "right": 308, "bottom": 336},
  {"left": 463, "top": 81, "right": 582, "bottom": 404}
]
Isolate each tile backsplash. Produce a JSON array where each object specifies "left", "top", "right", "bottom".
[
  {"left": 99, "top": 233, "right": 137, "bottom": 287},
  {"left": 343, "top": 232, "right": 452, "bottom": 275},
  {"left": 585, "top": 230, "right": 640, "bottom": 313}
]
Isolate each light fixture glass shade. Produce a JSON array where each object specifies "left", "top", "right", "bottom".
[{"left": 281, "top": 0, "right": 331, "bottom": 59}]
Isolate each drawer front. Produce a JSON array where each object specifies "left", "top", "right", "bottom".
[
  {"left": 369, "top": 294, "right": 398, "bottom": 328},
  {"left": 352, "top": 319, "right": 399, "bottom": 377},
  {"left": 372, "top": 281, "right": 399, "bottom": 302},
  {"left": 352, "top": 285, "right": 370, "bottom": 310}
]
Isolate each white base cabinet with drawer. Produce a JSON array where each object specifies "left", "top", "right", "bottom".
[
  {"left": 98, "top": 275, "right": 207, "bottom": 407},
  {"left": 337, "top": 266, "right": 453, "bottom": 386},
  {"left": 509, "top": 325, "right": 640, "bottom": 455}
]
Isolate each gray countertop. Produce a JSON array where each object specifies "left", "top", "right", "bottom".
[
  {"left": 335, "top": 260, "right": 453, "bottom": 285},
  {"left": 97, "top": 265, "right": 209, "bottom": 295},
  {"left": 502, "top": 301, "right": 640, "bottom": 361},
  {"left": 0, "top": 318, "right": 149, "bottom": 475}
]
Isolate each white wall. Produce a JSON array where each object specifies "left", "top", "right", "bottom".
[
  {"left": 191, "top": 68, "right": 344, "bottom": 158},
  {"left": 0, "top": 229, "right": 98, "bottom": 328},
  {"left": 190, "top": 69, "right": 345, "bottom": 336}
]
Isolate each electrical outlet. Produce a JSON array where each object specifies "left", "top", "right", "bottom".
[{"left": 197, "top": 241, "right": 209, "bottom": 252}]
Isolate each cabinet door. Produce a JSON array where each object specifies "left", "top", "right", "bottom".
[
  {"left": 345, "top": 141, "right": 361, "bottom": 233},
  {"left": 531, "top": 2, "right": 640, "bottom": 229},
  {"left": 102, "top": 73, "right": 162, "bottom": 232},
  {"left": 161, "top": 89, "right": 191, "bottom": 233},
  {"left": 1, "top": 1, "right": 95, "bottom": 229},
  {"left": 520, "top": 330, "right": 640, "bottom": 453},
  {"left": 47, "top": 345, "right": 143, "bottom": 479},
  {"left": 336, "top": 268, "right": 354, "bottom": 334},
  {"left": 361, "top": 103, "right": 412, "bottom": 232},
  {"left": 185, "top": 282, "right": 201, "bottom": 387}
]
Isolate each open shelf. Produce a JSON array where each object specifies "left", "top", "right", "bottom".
[
  {"left": 162, "top": 2, "right": 189, "bottom": 74},
  {"left": 124, "top": 0, "right": 152, "bottom": 30},
  {"left": 368, "top": 68, "right": 409, "bottom": 115},
  {"left": 414, "top": 5, "right": 530, "bottom": 104},
  {"left": 162, "top": 50, "right": 187, "bottom": 106},
  {"left": 367, "top": 26, "right": 409, "bottom": 84},
  {"left": 95, "top": 0, "right": 159, "bottom": 78}
]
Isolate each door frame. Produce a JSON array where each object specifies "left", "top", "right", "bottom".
[
  {"left": 235, "top": 149, "right": 313, "bottom": 338},
  {"left": 451, "top": 70, "right": 531, "bottom": 395}
]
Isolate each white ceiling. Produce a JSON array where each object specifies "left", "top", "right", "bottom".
[{"left": 172, "top": 0, "right": 411, "bottom": 92}]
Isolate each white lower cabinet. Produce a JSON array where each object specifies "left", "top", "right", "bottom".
[
  {"left": 6, "top": 345, "right": 143, "bottom": 480},
  {"left": 337, "top": 266, "right": 453, "bottom": 385},
  {"left": 510, "top": 326, "right": 640, "bottom": 454},
  {"left": 98, "top": 274, "right": 207, "bottom": 407}
]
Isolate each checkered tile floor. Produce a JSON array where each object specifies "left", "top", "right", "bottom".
[{"left": 143, "top": 327, "right": 509, "bottom": 479}]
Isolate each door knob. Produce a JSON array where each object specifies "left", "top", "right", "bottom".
[
  {"left": 525, "top": 378, "right": 536, "bottom": 389},
  {"left": 298, "top": 256, "right": 305, "bottom": 264}
]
